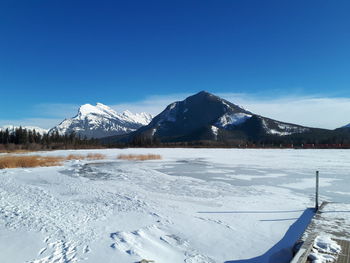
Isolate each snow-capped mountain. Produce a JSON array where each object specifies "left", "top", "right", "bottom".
[
  {"left": 119, "top": 91, "right": 312, "bottom": 143},
  {"left": 0, "top": 125, "right": 48, "bottom": 135},
  {"left": 49, "top": 103, "right": 152, "bottom": 138}
]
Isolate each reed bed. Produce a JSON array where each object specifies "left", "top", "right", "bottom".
[
  {"left": 0, "top": 152, "right": 107, "bottom": 169},
  {"left": 117, "top": 154, "right": 162, "bottom": 161},
  {"left": 0, "top": 156, "right": 65, "bottom": 169},
  {"left": 66, "top": 153, "right": 106, "bottom": 161},
  {"left": 0, "top": 149, "right": 35, "bottom": 154},
  {"left": 86, "top": 153, "right": 106, "bottom": 160},
  {"left": 66, "top": 154, "right": 86, "bottom": 160}
]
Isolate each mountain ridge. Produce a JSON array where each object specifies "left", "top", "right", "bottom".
[
  {"left": 114, "top": 91, "right": 314, "bottom": 143},
  {"left": 2, "top": 92, "right": 350, "bottom": 144},
  {"left": 102, "top": 91, "right": 350, "bottom": 146},
  {"left": 49, "top": 103, "right": 152, "bottom": 139}
]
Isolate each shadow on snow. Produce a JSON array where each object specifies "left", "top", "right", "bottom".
[
  {"left": 215, "top": 208, "right": 315, "bottom": 263},
  {"left": 197, "top": 210, "right": 305, "bottom": 214}
]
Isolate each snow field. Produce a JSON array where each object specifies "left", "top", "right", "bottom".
[{"left": 0, "top": 148, "right": 349, "bottom": 263}]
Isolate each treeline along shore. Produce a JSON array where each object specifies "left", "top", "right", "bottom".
[
  {"left": 0, "top": 127, "right": 101, "bottom": 151},
  {"left": 2, "top": 127, "right": 350, "bottom": 152}
]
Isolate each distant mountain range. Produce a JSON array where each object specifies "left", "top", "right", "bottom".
[
  {"left": 0, "top": 125, "right": 48, "bottom": 135},
  {"left": 103, "top": 91, "right": 350, "bottom": 146},
  {"left": 3, "top": 92, "right": 350, "bottom": 146},
  {"left": 49, "top": 103, "right": 152, "bottom": 139},
  {"left": 1, "top": 104, "right": 152, "bottom": 139}
]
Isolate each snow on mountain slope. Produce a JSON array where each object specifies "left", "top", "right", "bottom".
[
  {"left": 121, "top": 110, "right": 153, "bottom": 126},
  {"left": 215, "top": 112, "right": 253, "bottom": 128},
  {"left": 49, "top": 103, "right": 152, "bottom": 138},
  {"left": 128, "top": 91, "right": 311, "bottom": 144},
  {"left": 135, "top": 91, "right": 254, "bottom": 139},
  {"left": 260, "top": 117, "right": 310, "bottom": 136},
  {"left": 0, "top": 125, "right": 48, "bottom": 135}
]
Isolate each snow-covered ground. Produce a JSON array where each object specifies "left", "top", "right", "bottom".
[
  {"left": 309, "top": 235, "right": 342, "bottom": 263},
  {"left": 0, "top": 148, "right": 349, "bottom": 263}
]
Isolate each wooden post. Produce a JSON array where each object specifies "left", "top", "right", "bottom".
[{"left": 315, "top": 171, "right": 319, "bottom": 211}]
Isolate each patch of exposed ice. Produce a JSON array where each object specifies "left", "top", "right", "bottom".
[{"left": 281, "top": 178, "right": 339, "bottom": 190}]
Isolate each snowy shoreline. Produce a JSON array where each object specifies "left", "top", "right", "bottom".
[{"left": 1, "top": 148, "right": 349, "bottom": 263}]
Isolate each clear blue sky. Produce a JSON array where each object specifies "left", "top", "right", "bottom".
[{"left": 0, "top": 0, "right": 349, "bottom": 128}]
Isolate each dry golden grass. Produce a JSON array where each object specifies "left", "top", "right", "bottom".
[
  {"left": 0, "top": 152, "right": 109, "bottom": 169},
  {"left": 0, "top": 155, "right": 65, "bottom": 169},
  {"left": 65, "top": 153, "right": 106, "bottom": 160},
  {"left": 117, "top": 154, "right": 162, "bottom": 161},
  {"left": 86, "top": 153, "right": 106, "bottom": 160},
  {"left": 66, "top": 154, "right": 86, "bottom": 160},
  {"left": 0, "top": 149, "right": 35, "bottom": 154}
]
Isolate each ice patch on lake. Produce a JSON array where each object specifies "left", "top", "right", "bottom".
[{"left": 281, "top": 178, "right": 339, "bottom": 190}]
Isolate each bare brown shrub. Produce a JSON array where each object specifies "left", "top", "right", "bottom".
[
  {"left": 117, "top": 154, "right": 162, "bottom": 161},
  {"left": 0, "top": 155, "right": 65, "bottom": 169}
]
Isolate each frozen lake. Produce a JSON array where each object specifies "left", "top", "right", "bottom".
[
  {"left": 72, "top": 148, "right": 350, "bottom": 203},
  {"left": 156, "top": 157, "right": 350, "bottom": 203},
  {"left": 0, "top": 148, "right": 349, "bottom": 263}
]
